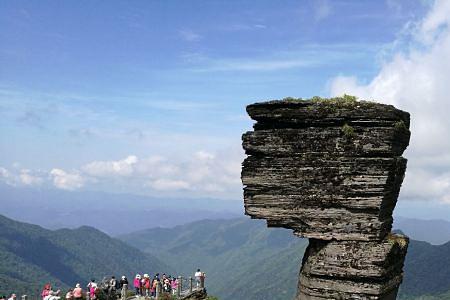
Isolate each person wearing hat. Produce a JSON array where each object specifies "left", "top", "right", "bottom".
[
  {"left": 73, "top": 284, "right": 82, "bottom": 300},
  {"left": 119, "top": 276, "right": 128, "bottom": 300},
  {"left": 143, "top": 274, "right": 151, "bottom": 297},
  {"left": 133, "top": 274, "right": 141, "bottom": 296}
]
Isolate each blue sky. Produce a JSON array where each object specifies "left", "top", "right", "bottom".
[{"left": 3, "top": 0, "right": 450, "bottom": 211}]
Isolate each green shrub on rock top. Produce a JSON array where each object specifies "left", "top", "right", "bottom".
[{"left": 282, "top": 94, "right": 359, "bottom": 104}]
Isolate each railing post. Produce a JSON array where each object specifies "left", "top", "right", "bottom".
[
  {"left": 155, "top": 282, "right": 161, "bottom": 300},
  {"left": 189, "top": 277, "right": 193, "bottom": 293},
  {"left": 177, "top": 276, "right": 182, "bottom": 297},
  {"left": 200, "top": 274, "right": 205, "bottom": 289},
  {"left": 121, "top": 283, "right": 127, "bottom": 300}
]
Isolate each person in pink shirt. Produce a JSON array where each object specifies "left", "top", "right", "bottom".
[
  {"left": 72, "top": 284, "right": 83, "bottom": 300},
  {"left": 171, "top": 278, "right": 178, "bottom": 295},
  {"left": 41, "top": 284, "right": 51, "bottom": 300},
  {"left": 133, "top": 274, "right": 141, "bottom": 296}
]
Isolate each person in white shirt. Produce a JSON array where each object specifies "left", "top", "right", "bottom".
[
  {"left": 44, "top": 290, "right": 61, "bottom": 300},
  {"left": 7, "top": 294, "right": 16, "bottom": 300},
  {"left": 194, "top": 269, "right": 202, "bottom": 288}
]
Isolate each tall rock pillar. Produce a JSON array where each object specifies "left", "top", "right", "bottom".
[{"left": 241, "top": 96, "right": 411, "bottom": 299}]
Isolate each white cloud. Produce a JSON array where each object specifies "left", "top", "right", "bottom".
[
  {"left": 0, "top": 167, "right": 16, "bottom": 186},
  {"left": 50, "top": 168, "right": 85, "bottom": 190},
  {"left": 197, "top": 58, "right": 314, "bottom": 72},
  {"left": 189, "top": 44, "right": 367, "bottom": 72},
  {"left": 195, "top": 150, "right": 215, "bottom": 161},
  {"left": 329, "top": 0, "right": 450, "bottom": 203},
  {"left": 148, "top": 179, "right": 190, "bottom": 191},
  {"left": 19, "top": 169, "right": 43, "bottom": 186},
  {"left": 39, "top": 148, "right": 243, "bottom": 197},
  {"left": 179, "top": 29, "right": 202, "bottom": 42},
  {"left": 0, "top": 167, "right": 43, "bottom": 187},
  {"left": 82, "top": 155, "right": 138, "bottom": 177},
  {"left": 224, "top": 23, "right": 267, "bottom": 31}
]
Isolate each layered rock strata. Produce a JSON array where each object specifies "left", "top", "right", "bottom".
[
  {"left": 298, "top": 234, "right": 409, "bottom": 299},
  {"left": 241, "top": 97, "right": 411, "bottom": 299}
]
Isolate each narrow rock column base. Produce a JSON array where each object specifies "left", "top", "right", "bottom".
[{"left": 296, "top": 234, "right": 408, "bottom": 300}]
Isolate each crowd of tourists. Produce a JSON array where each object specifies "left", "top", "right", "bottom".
[
  {"left": 1, "top": 269, "right": 205, "bottom": 300},
  {"left": 0, "top": 293, "right": 16, "bottom": 300}
]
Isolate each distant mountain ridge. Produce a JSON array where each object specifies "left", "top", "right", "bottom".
[
  {"left": 120, "top": 218, "right": 450, "bottom": 300},
  {"left": 0, "top": 184, "right": 241, "bottom": 235},
  {"left": 393, "top": 216, "right": 450, "bottom": 245},
  {"left": 0, "top": 214, "right": 172, "bottom": 297}
]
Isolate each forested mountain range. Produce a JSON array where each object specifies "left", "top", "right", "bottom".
[
  {"left": 0, "top": 215, "right": 172, "bottom": 297},
  {"left": 2, "top": 214, "right": 450, "bottom": 299},
  {"left": 120, "top": 218, "right": 450, "bottom": 300}
]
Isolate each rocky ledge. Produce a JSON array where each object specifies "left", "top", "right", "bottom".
[{"left": 241, "top": 96, "right": 411, "bottom": 299}]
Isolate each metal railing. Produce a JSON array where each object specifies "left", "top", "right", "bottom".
[
  {"left": 176, "top": 275, "right": 205, "bottom": 297},
  {"left": 18, "top": 275, "right": 206, "bottom": 300},
  {"left": 125, "top": 275, "right": 205, "bottom": 300}
]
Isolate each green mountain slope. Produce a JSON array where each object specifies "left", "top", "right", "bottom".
[
  {"left": 120, "top": 218, "right": 450, "bottom": 300},
  {"left": 0, "top": 214, "right": 172, "bottom": 297},
  {"left": 120, "top": 218, "right": 308, "bottom": 300},
  {"left": 399, "top": 239, "right": 450, "bottom": 299}
]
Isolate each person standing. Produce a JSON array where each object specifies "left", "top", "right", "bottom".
[
  {"left": 7, "top": 294, "right": 16, "bottom": 300},
  {"left": 171, "top": 277, "right": 178, "bottom": 295},
  {"left": 42, "top": 284, "right": 51, "bottom": 300},
  {"left": 65, "top": 289, "right": 73, "bottom": 300},
  {"left": 151, "top": 277, "right": 158, "bottom": 298},
  {"left": 108, "top": 276, "right": 117, "bottom": 299},
  {"left": 143, "top": 274, "right": 151, "bottom": 297},
  {"left": 194, "top": 269, "right": 202, "bottom": 288},
  {"left": 133, "top": 274, "right": 141, "bottom": 296},
  {"left": 73, "top": 284, "right": 83, "bottom": 300},
  {"left": 120, "top": 276, "right": 128, "bottom": 300},
  {"left": 87, "top": 279, "right": 97, "bottom": 300}
]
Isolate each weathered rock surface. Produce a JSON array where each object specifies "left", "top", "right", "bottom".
[
  {"left": 243, "top": 155, "right": 406, "bottom": 241},
  {"left": 180, "top": 288, "right": 208, "bottom": 300},
  {"left": 301, "top": 234, "right": 408, "bottom": 279},
  {"left": 242, "top": 98, "right": 410, "bottom": 241},
  {"left": 241, "top": 97, "right": 411, "bottom": 299},
  {"left": 297, "top": 234, "right": 409, "bottom": 299},
  {"left": 246, "top": 99, "right": 410, "bottom": 129}
]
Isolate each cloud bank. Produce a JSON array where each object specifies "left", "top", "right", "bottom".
[
  {"left": 329, "top": 0, "right": 450, "bottom": 203},
  {"left": 0, "top": 148, "right": 243, "bottom": 199}
]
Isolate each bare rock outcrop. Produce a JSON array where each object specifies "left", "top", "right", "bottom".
[{"left": 241, "top": 96, "right": 411, "bottom": 299}]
